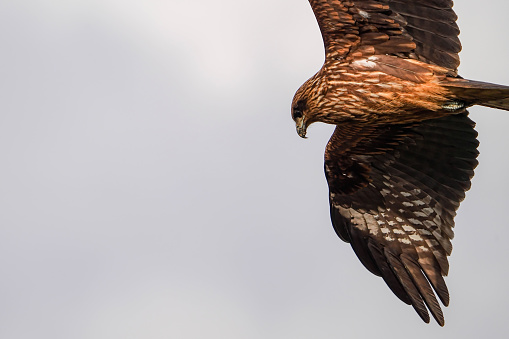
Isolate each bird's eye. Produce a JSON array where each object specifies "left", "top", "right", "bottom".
[{"left": 293, "top": 110, "right": 303, "bottom": 119}]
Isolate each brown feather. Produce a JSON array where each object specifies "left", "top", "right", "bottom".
[
  {"left": 385, "top": 248, "right": 430, "bottom": 323},
  {"left": 442, "top": 78, "right": 509, "bottom": 110},
  {"left": 401, "top": 254, "right": 445, "bottom": 326}
]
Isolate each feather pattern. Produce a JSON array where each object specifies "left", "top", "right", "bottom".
[
  {"left": 325, "top": 113, "right": 478, "bottom": 325},
  {"left": 309, "top": 0, "right": 461, "bottom": 72}
]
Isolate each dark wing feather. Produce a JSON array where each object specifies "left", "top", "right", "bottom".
[
  {"left": 325, "top": 112, "right": 478, "bottom": 325},
  {"left": 309, "top": 0, "right": 461, "bottom": 72}
]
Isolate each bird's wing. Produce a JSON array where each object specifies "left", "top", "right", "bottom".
[
  {"left": 309, "top": 0, "right": 461, "bottom": 72},
  {"left": 325, "top": 112, "right": 478, "bottom": 325}
]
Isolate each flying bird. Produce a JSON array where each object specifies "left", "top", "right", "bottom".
[{"left": 292, "top": 0, "right": 509, "bottom": 326}]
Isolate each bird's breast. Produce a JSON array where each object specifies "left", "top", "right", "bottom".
[{"left": 320, "top": 69, "right": 451, "bottom": 125}]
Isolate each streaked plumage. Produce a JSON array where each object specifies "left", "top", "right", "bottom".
[{"left": 292, "top": 0, "right": 509, "bottom": 326}]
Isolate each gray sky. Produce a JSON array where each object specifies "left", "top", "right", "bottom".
[{"left": 1, "top": 1, "right": 509, "bottom": 338}]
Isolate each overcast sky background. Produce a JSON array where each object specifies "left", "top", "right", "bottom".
[{"left": 2, "top": 1, "right": 509, "bottom": 338}]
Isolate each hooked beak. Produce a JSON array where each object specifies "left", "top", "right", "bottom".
[{"left": 296, "top": 119, "right": 307, "bottom": 138}]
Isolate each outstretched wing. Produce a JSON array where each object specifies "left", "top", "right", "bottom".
[
  {"left": 309, "top": 0, "right": 461, "bottom": 72},
  {"left": 325, "top": 112, "right": 478, "bottom": 325}
]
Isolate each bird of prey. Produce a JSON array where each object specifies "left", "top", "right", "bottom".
[{"left": 292, "top": 0, "right": 509, "bottom": 326}]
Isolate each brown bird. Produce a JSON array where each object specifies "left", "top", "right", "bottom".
[{"left": 292, "top": 0, "right": 509, "bottom": 326}]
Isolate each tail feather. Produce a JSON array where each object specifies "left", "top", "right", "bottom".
[
  {"left": 441, "top": 78, "right": 509, "bottom": 111},
  {"left": 480, "top": 98, "right": 509, "bottom": 111}
]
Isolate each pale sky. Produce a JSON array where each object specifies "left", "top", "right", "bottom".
[{"left": 2, "top": 1, "right": 509, "bottom": 338}]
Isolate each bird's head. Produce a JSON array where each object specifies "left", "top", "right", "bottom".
[
  {"left": 292, "top": 96, "right": 309, "bottom": 138},
  {"left": 292, "top": 69, "right": 336, "bottom": 138},
  {"left": 291, "top": 75, "right": 324, "bottom": 139},
  {"left": 292, "top": 72, "right": 356, "bottom": 138}
]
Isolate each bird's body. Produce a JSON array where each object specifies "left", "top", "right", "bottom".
[
  {"left": 295, "top": 56, "right": 455, "bottom": 126},
  {"left": 292, "top": 0, "right": 509, "bottom": 326}
]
